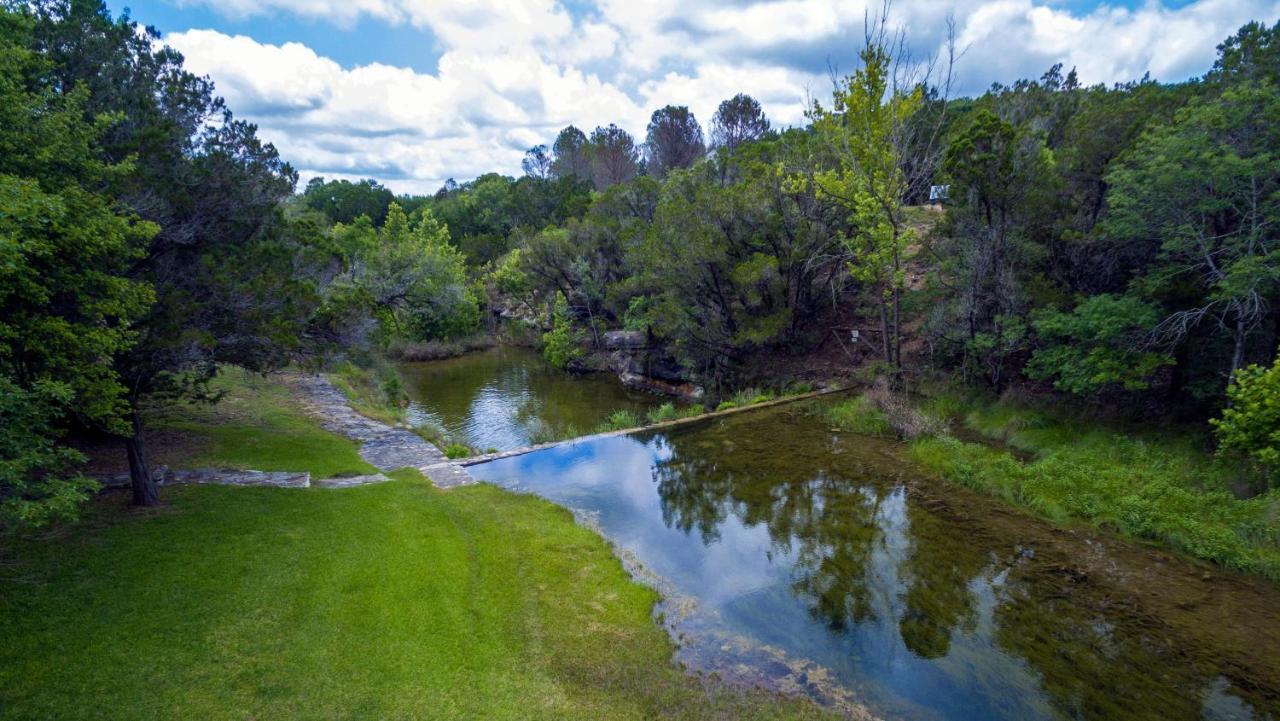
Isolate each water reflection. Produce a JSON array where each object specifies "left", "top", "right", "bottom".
[
  {"left": 469, "top": 406, "right": 1278, "bottom": 720},
  {"left": 398, "top": 346, "right": 670, "bottom": 451}
]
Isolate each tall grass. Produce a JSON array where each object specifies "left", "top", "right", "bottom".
[
  {"left": 909, "top": 392, "right": 1280, "bottom": 579},
  {"left": 825, "top": 395, "right": 893, "bottom": 436},
  {"left": 329, "top": 360, "right": 406, "bottom": 425}
]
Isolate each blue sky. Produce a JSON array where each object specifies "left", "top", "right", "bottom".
[{"left": 109, "top": 0, "right": 1280, "bottom": 194}]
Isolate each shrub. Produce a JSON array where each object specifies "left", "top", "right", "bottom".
[
  {"left": 1212, "top": 359, "right": 1280, "bottom": 480},
  {"left": 444, "top": 443, "right": 472, "bottom": 459},
  {"left": 542, "top": 292, "right": 584, "bottom": 370}
]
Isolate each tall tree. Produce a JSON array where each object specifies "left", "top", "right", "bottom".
[
  {"left": 1106, "top": 82, "right": 1280, "bottom": 381},
  {"left": 644, "top": 105, "right": 706, "bottom": 178},
  {"left": 26, "top": 0, "right": 315, "bottom": 506},
  {"left": 710, "top": 93, "right": 772, "bottom": 152},
  {"left": 302, "top": 177, "right": 395, "bottom": 225},
  {"left": 588, "top": 124, "right": 640, "bottom": 190},
  {"left": 807, "top": 36, "right": 923, "bottom": 369},
  {"left": 521, "top": 144, "right": 552, "bottom": 179},
  {"left": 0, "top": 9, "right": 154, "bottom": 524},
  {"left": 550, "top": 125, "right": 591, "bottom": 180}
]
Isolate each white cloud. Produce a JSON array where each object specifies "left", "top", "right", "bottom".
[{"left": 166, "top": 0, "right": 1279, "bottom": 192}]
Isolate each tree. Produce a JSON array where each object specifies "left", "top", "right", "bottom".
[
  {"left": 302, "top": 177, "right": 395, "bottom": 225},
  {"left": 334, "top": 204, "right": 479, "bottom": 343},
  {"left": 1025, "top": 295, "right": 1173, "bottom": 395},
  {"left": 24, "top": 1, "right": 317, "bottom": 506},
  {"left": 588, "top": 124, "right": 640, "bottom": 190},
  {"left": 541, "top": 292, "right": 584, "bottom": 370},
  {"left": 521, "top": 144, "right": 552, "bottom": 179},
  {"left": 710, "top": 93, "right": 772, "bottom": 152},
  {"left": 807, "top": 36, "right": 924, "bottom": 369},
  {"left": 551, "top": 125, "right": 591, "bottom": 180},
  {"left": 1212, "top": 359, "right": 1280, "bottom": 479},
  {"left": 644, "top": 105, "right": 706, "bottom": 178},
  {"left": 928, "top": 109, "right": 1054, "bottom": 388},
  {"left": 1207, "top": 20, "right": 1279, "bottom": 87},
  {"left": 0, "top": 10, "right": 154, "bottom": 523},
  {"left": 1105, "top": 82, "right": 1280, "bottom": 382}
]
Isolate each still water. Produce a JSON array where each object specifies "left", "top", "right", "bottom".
[
  {"left": 470, "top": 404, "right": 1280, "bottom": 721},
  {"left": 399, "top": 346, "right": 670, "bottom": 451}
]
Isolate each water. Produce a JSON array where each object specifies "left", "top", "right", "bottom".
[
  {"left": 398, "top": 346, "right": 672, "bottom": 451},
  {"left": 470, "top": 405, "right": 1280, "bottom": 721}
]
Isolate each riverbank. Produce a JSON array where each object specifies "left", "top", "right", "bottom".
[
  {"left": 2, "top": 370, "right": 834, "bottom": 720},
  {"left": 824, "top": 385, "right": 1280, "bottom": 580}
]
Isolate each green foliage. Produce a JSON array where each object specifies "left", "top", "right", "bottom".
[
  {"left": 330, "top": 204, "right": 480, "bottom": 345},
  {"left": 541, "top": 292, "right": 584, "bottom": 370},
  {"left": 826, "top": 395, "right": 893, "bottom": 437},
  {"left": 1212, "top": 360, "right": 1280, "bottom": 473},
  {"left": 0, "top": 15, "right": 154, "bottom": 521},
  {"left": 0, "top": 379, "right": 98, "bottom": 527},
  {"left": 645, "top": 402, "right": 702, "bottom": 424},
  {"left": 1104, "top": 80, "right": 1280, "bottom": 393},
  {"left": 806, "top": 41, "right": 921, "bottom": 367},
  {"left": 444, "top": 443, "right": 472, "bottom": 459},
  {"left": 302, "top": 177, "right": 394, "bottom": 225},
  {"left": 1026, "top": 295, "right": 1173, "bottom": 394}
]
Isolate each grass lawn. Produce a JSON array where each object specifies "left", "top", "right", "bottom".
[
  {"left": 144, "top": 368, "right": 378, "bottom": 479},
  {"left": 1, "top": 369, "right": 832, "bottom": 720}
]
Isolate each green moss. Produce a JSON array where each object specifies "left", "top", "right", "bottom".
[{"left": 1, "top": 419, "right": 833, "bottom": 721}]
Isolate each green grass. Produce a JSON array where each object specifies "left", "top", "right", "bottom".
[
  {"left": 597, "top": 409, "right": 641, "bottom": 432},
  {"left": 0, "top": 475, "right": 833, "bottom": 720},
  {"left": 147, "top": 368, "right": 377, "bottom": 479},
  {"left": 909, "top": 390, "right": 1280, "bottom": 579},
  {"left": 824, "top": 395, "right": 893, "bottom": 436},
  {"left": 328, "top": 360, "right": 406, "bottom": 426},
  {"left": 644, "top": 402, "right": 702, "bottom": 425},
  {"left": 3, "top": 369, "right": 832, "bottom": 720}
]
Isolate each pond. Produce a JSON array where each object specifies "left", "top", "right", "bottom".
[
  {"left": 399, "top": 346, "right": 673, "bottom": 451},
  {"left": 469, "top": 403, "right": 1280, "bottom": 721}
]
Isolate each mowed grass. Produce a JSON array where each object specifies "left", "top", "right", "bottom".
[
  {"left": 146, "top": 367, "right": 378, "bottom": 479},
  {"left": 0, "top": 477, "right": 832, "bottom": 720},
  {"left": 0, "top": 369, "right": 834, "bottom": 720}
]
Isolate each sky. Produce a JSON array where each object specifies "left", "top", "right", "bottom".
[{"left": 110, "top": 0, "right": 1279, "bottom": 195}]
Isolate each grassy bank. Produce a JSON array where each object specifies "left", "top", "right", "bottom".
[
  {"left": 145, "top": 367, "right": 377, "bottom": 478},
  {"left": 826, "top": 388, "right": 1280, "bottom": 579},
  {"left": 2, "top": 369, "right": 832, "bottom": 720}
]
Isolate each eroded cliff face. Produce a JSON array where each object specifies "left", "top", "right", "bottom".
[{"left": 595, "top": 330, "right": 704, "bottom": 401}]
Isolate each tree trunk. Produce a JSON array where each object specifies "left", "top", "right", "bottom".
[
  {"left": 878, "top": 294, "right": 891, "bottom": 365},
  {"left": 126, "top": 410, "right": 160, "bottom": 507}
]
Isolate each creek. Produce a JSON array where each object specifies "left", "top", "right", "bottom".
[{"left": 413, "top": 349, "right": 1280, "bottom": 720}]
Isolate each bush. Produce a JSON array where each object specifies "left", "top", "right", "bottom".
[
  {"left": 542, "top": 292, "right": 584, "bottom": 370},
  {"left": 444, "top": 443, "right": 472, "bottom": 459},
  {"left": 1212, "top": 359, "right": 1280, "bottom": 480}
]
